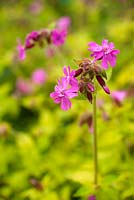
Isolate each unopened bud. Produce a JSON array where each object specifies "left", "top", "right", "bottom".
[
  {"left": 79, "top": 82, "right": 84, "bottom": 93},
  {"left": 25, "top": 43, "right": 35, "bottom": 49},
  {"left": 87, "top": 91, "right": 92, "bottom": 103},
  {"left": 103, "top": 86, "right": 110, "bottom": 94},
  {"left": 96, "top": 75, "right": 105, "bottom": 87},
  {"left": 96, "top": 75, "right": 110, "bottom": 95},
  {"left": 87, "top": 83, "right": 95, "bottom": 93},
  {"left": 74, "top": 68, "right": 83, "bottom": 77}
]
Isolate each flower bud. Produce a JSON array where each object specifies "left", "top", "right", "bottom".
[
  {"left": 87, "top": 91, "right": 92, "bottom": 103},
  {"left": 103, "top": 85, "right": 110, "bottom": 94},
  {"left": 96, "top": 75, "right": 105, "bottom": 87},
  {"left": 87, "top": 82, "right": 95, "bottom": 93},
  {"left": 79, "top": 81, "right": 85, "bottom": 93},
  {"left": 96, "top": 75, "right": 110, "bottom": 94},
  {"left": 74, "top": 68, "right": 83, "bottom": 77}
]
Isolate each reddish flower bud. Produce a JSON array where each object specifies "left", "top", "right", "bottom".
[
  {"left": 96, "top": 75, "right": 105, "bottom": 87},
  {"left": 74, "top": 68, "right": 83, "bottom": 77},
  {"left": 25, "top": 43, "right": 35, "bottom": 49},
  {"left": 87, "top": 82, "right": 94, "bottom": 92},
  {"left": 96, "top": 75, "right": 110, "bottom": 94},
  {"left": 79, "top": 81, "right": 85, "bottom": 93},
  {"left": 103, "top": 86, "right": 110, "bottom": 94},
  {"left": 87, "top": 91, "right": 92, "bottom": 103}
]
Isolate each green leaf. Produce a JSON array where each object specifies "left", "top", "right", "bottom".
[
  {"left": 74, "top": 185, "right": 94, "bottom": 197},
  {"left": 75, "top": 92, "right": 87, "bottom": 101},
  {"left": 101, "top": 70, "right": 107, "bottom": 80},
  {"left": 106, "top": 67, "right": 113, "bottom": 81}
]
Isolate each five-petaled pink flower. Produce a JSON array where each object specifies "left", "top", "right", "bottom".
[
  {"left": 51, "top": 29, "right": 67, "bottom": 46},
  {"left": 17, "top": 40, "right": 26, "bottom": 60},
  {"left": 63, "top": 66, "right": 79, "bottom": 88},
  {"left": 50, "top": 78, "right": 78, "bottom": 110},
  {"left": 111, "top": 90, "right": 126, "bottom": 106},
  {"left": 56, "top": 16, "right": 71, "bottom": 31},
  {"left": 32, "top": 68, "right": 47, "bottom": 85},
  {"left": 88, "top": 39, "right": 120, "bottom": 69}
]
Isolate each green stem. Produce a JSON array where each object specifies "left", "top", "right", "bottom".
[{"left": 93, "top": 94, "right": 98, "bottom": 187}]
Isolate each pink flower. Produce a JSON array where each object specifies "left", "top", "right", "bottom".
[
  {"left": 79, "top": 112, "right": 93, "bottom": 134},
  {"left": 63, "top": 66, "right": 79, "bottom": 88},
  {"left": 29, "top": 1, "right": 43, "bottom": 15},
  {"left": 51, "top": 29, "right": 67, "bottom": 46},
  {"left": 45, "top": 47, "right": 55, "bottom": 57},
  {"left": 17, "top": 40, "right": 26, "bottom": 60},
  {"left": 50, "top": 78, "right": 78, "bottom": 111},
  {"left": 25, "top": 31, "right": 39, "bottom": 49},
  {"left": 16, "top": 78, "right": 33, "bottom": 95},
  {"left": 111, "top": 90, "right": 126, "bottom": 106},
  {"left": 88, "top": 195, "right": 96, "bottom": 200},
  {"left": 56, "top": 16, "right": 71, "bottom": 31},
  {"left": 32, "top": 68, "right": 47, "bottom": 85},
  {"left": 88, "top": 39, "right": 120, "bottom": 69}
]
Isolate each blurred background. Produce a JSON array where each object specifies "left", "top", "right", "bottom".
[{"left": 0, "top": 0, "right": 134, "bottom": 199}]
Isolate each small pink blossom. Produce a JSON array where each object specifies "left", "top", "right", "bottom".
[
  {"left": 16, "top": 78, "right": 33, "bottom": 95},
  {"left": 88, "top": 39, "right": 120, "bottom": 69},
  {"left": 88, "top": 195, "right": 96, "bottom": 200},
  {"left": 29, "top": 0, "right": 43, "bottom": 15},
  {"left": 63, "top": 66, "right": 79, "bottom": 88},
  {"left": 17, "top": 40, "right": 26, "bottom": 60},
  {"left": 56, "top": 16, "right": 71, "bottom": 31},
  {"left": 25, "top": 31, "right": 39, "bottom": 49},
  {"left": 50, "top": 78, "right": 78, "bottom": 111},
  {"left": 51, "top": 29, "right": 67, "bottom": 46},
  {"left": 45, "top": 47, "right": 55, "bottom": 57},
  {"left": 32, "top": 68, "right": 47, "bottom": 85},
  {"left": 111, "top": 90, "right": 126, "bottom": 106}
]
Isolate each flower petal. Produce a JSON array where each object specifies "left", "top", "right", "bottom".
[
  {"left": 107, "top": 54, "right": 116, "bottom": 67},
  {"left": 61, "top": 97, "right": 71, "bottom": 110},
  {"left": 102, "top": 55, "right": 108, "bottom": 69}
]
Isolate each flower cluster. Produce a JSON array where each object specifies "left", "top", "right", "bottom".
[
  {"left": 50, "top": 39, "right": 120, "bottom": 111},
  {"left": 17, "top": 16, "right": 71, "bottom": 60}
]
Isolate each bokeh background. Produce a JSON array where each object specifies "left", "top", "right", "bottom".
[{"left": 0, "top": 0, "right": 134, "bottom": 199}]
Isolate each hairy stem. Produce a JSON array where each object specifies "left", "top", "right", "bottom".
[{"left": 93, "top": 94, "right": 98, "bottom": 187}]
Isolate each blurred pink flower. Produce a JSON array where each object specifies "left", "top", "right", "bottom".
[
  {"left": 56, "top": 16, "right": 71, "bottom": 31},
  {"left": 50, "top": 78, "right": 78, "bottom": 111},
  {"left": 111, "top": 90, "right": 126, "bottom": 106},
  {"left": 32, "top": 69, "right": 47, "bottom": 85},
  {"left": 79, "top": 112, "right": 93, "bottom": 134},
  {"left": 88, "top": 195, "right": 96, "bottom": 200},
  {"left": 51, "top": 29, "right": 67, "bottom": 46},
  {"left": 29, "top": 0, "right": 43, "bottom": 15},
  {"left": 17, "top": 40, "right": 26, "bottom": 60},
  {"left": 16, "top": 78, "right": 33, "bottom": 95},
  {"left": 88, "top": 39, "right": 120, "bottom": 69},
  {"left": 25, "top": 31, "right": 39, "bottom": 49},
  {"left": 45, "top": 46, "right": 55, "bottom": 57}
]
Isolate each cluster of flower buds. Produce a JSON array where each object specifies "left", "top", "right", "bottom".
[
  {"left": 17, "top": 16, "right": 71, "bottom": 60},
  {"left": 50, "top": 39, "right": 120, "bottom": 110},
  {"left": 74, "top": 58, "right": 110, "bottom": 103}
]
